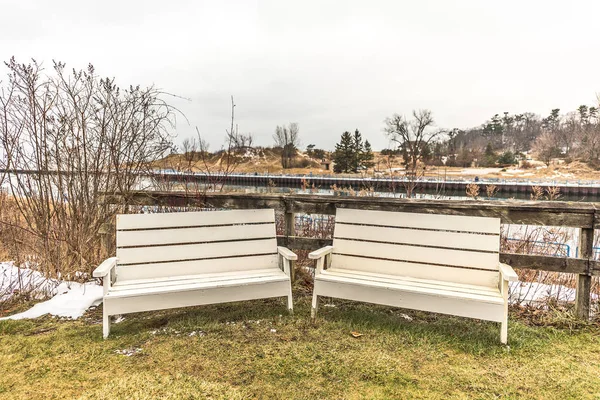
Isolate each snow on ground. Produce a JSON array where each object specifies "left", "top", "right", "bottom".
[
  {"left": 445, "top": 168, "right": 502, "bottom": 175},
  {"left": 509, "top": 281, "right": 597, "bottom": 305},
  {"left": 0, "top": 262, "right": 102, "bottom": 320}
]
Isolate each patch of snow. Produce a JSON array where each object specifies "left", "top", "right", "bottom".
[
  {"left": 459, "top": 168, "right": 501, "bottom": 175},
  {"left": 0, "top": 261, "right": 103, "bottom": 321},
  {"left": 115, "top": 347, "right": 142, "bottom": 357},
  {"left": 0, "top": 281, "right": 102, "bottom": 320}
]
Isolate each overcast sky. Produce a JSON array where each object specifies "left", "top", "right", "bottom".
[{"left": 1, "top": 0, "right": 599, "bottom": 150}]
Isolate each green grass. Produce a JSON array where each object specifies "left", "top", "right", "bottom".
[{"left": 1, "top": 292, "right": 600, "bottom": 399}]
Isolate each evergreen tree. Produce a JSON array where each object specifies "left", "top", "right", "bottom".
[
  {"left": 351, "top": 129, "right": 364, "bottom": 172},
  {"left": 483, "top": 114, "right": 504, "bottom": 149},
  {"left": 497, "top": 151, "right": 516, "bottom": 165},
  {"left": 483, "top": 142, "right": 496, "bottom": 166},
  {"left": 361, "top": 140, "right": 375, "bottom": 169},
  {"left": 333, "top": 131, "right": 354, "bottom": 173},
  {"left": 333, "top": 130, "right": 375, "bottom": 172}
]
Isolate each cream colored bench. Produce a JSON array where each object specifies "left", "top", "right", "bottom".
[
  {"left": 309, "top": 208, "right": 517, "bottom": 344},
  {"left": 93, "top": 209, "right": 296, "bottom": 338}
]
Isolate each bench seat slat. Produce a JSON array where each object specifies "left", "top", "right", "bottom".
[
  {"left": 107, "top": 272, "right": 289, "bottom": 299},
  {"left": 324, "top": 268, "right": 500, "bottom": 296},
  {"left": 316, "top": 270, "right": 503, "bottom": 304},
  {"left": 117, "top": 209, "right": 275, "bottom": 230},
  {"left": 114, "top": 268, "right": 281, "bottom": 287},
  {"left": 335, "top": 208, "right": 500, "bottom": 234},
  {"left": 332, "top": 239, "right": 498, "bottom": 270},
  {"left": 117, "top": 223, "right": 275, "bottom": 248},
  {"left": 112, "top": 268, "right": 284, "bottom": 291},
  {"left": 334, "top": 223, "right": 499, "bottom": 252},
  {"left": 331, "top": 255, "right": 499, "bottom": 287}
]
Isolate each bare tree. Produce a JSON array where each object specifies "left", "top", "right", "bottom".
[
  {"left": 0, "top": 58, "right": 176, "bottom": 277},
  {"left": 533, "top": 131, "right": 560, "bottom": 166},
  {"left": 193, "top": 96, "right": 251, "bottom": 192},
  {"left": 384, "top": 110, "right": 444, "bottom": 171},
  {"left": 181, "top": 136, "right": 198, "bottom": 171},
  {"left": 273, "top": 123, "right": 300, "bottom": 169},
  {"left": 384, "top": 110, "right": 444, "bottom": 196}
]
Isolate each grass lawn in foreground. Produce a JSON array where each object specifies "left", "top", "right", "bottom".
[{"left": 1, "top": 292, "right": 599, "bottom": 400}]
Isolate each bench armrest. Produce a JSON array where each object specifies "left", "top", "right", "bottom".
[
  {"left": 499, "top": 263, "right": 518, "bottom": 282},
  {"left": 93, "top": 257, "right": 118, "bottom": 278},
  {"left": 277, "top": 246, "right": 298, "bottom": 261},
  {"left": 309, "top": 246, "right": 334, "bottom": 260}
]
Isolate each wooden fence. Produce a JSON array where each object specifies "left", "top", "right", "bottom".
[{"left": 104, "top": 191, "right": 600, "bottom": 319}]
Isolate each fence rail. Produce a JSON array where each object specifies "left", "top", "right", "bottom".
[{"left": 103, "top": 191, "right": 600, "bottom": 319}]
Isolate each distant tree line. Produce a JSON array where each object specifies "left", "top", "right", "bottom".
[
  {"left": 433, "top": 103, "right": 600, "bottom": 168},
  {"left": 176, "top": 99, "right": 600, "bottom": 172}
]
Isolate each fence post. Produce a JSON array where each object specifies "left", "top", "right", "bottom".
[
  {"left": 284, "top": 206, "right": 296, "bottom": 282},
  {"left": 98, "top": 223, "right": 111, "bottom": 260},
  {"left": 575, "top": 227, "right": 593, "bottom": 319}
]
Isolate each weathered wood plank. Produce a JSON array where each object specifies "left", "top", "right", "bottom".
[
  {"left": 277, "top": 236, "right": 332, "bottom": 251},
  {"left": 498, "top": 253, "right": 594, "bottom": 274},
  {"left": 108, "top": 192, "right": 598, "bottom": 228},
  {"left": 288, "top": 196, "right": 595, "bottom": 228}
]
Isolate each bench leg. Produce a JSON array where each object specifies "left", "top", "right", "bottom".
[
  {"left": 311, "top": 292, "right": 319, "bottom": 319},
  {"left": 287, "top": 284, "right": 294, "bottom": 315},
  {"left": 500, "top": 320, "right": 507, "bottom": 345},
  {"left": 103, "top": 308, "right": 111, "bottom": 339},
  {"left": 500, "top": 278, "right": 508, "bottom": 345}
]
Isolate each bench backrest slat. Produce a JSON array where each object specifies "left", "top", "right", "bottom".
[
  {"left": 116, "top": 209, "right": 278, "bottom": 281},
  {"left": 332, "top": 209, "right": 500, "bottom": 288}
]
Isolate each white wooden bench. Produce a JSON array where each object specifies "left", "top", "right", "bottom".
[
  {"left": 93, "top": 209, "right": 296, "bottom": 338},
  {"left": 309, "top": 208, "right": 518, "bottom": 344}
]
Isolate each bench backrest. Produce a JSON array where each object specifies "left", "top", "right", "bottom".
[
  {"left": 331, "top": 208, "right": 501, "bottom": 288},
  {"left": 115, "top": 209, "right": 279, "bottom": 281}
]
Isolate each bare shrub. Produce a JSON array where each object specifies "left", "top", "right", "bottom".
[
  {"left": 0, "top": 58, "right": 176, "bottom": 278},
  {"left": 485, "top": 184, "right": 498, "bottom": 199},
  {"left": 520, "top": 160, "right": 534, "bottom": 169},
  {"left": 530, "top": 186, "right": 544, "bottom": 200},
  {"left": 545, "top": 185, "right": 561, "bottom": 201},
  {"left": 502, "top": 224, "right": 579, "bottom": 307},
  {"left": 466, "top": 183, "right": 480, "bottom": 199},
  {"left": 273, "top": 123, "right": 300, "bottom": 169}
]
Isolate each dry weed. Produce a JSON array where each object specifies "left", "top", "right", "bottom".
[{"left": 466, "top": 183, "right": 480, "bottom": 199}]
